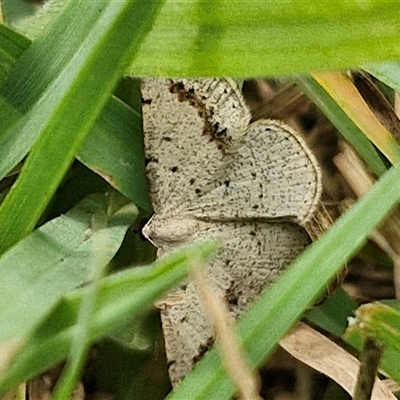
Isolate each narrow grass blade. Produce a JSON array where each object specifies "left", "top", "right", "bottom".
[
  {"left": 295, "top": 75, "right": 388, "bottom": 177},
  {"left": 312, "top": 72, "right": 400, "bottom": 165}
]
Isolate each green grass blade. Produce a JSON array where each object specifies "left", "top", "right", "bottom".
[
  {"left": 0, "top": 0, "right": 164, "bottom": 254},
  {"left": 52, "top": 237, "right": 108, "bottom": 400},
  {"left": 0, "top": 192, "right": 137, "bottom": 372},
  {"left": 4, "top": 2, "right": 400, "bottom": 77},
  {"left": 0, "top": 241, "right": 218, "bottom": 396},
  {"left": 130, "top": 1, "right": 400, "bottom": 76},
  {"left": 294, "top": 75, "right": 388, "bottom": 177},
  {"left": 169, "top": 164, "right": 400, "bottom": 399}
]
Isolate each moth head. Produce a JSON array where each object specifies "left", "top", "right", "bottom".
[{"left": 142, "top": 214, "right": 209, "bottom": 250}]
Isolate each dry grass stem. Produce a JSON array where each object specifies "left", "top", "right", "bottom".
[
  {"left": 191, "top": 262, "right": 262, "bottom": 400},
  {"left": 280, "top": 323, "right": 395, "bottom": 400}
]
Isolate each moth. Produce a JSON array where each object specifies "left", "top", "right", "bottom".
[{"left": 141, "top": 78, "right": 322, "bottom": 385}]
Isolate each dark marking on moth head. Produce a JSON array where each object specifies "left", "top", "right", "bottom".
[{"left": 169, "top": 81, "right": 185, "bottom": 95}]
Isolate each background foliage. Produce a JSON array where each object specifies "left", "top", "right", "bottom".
[{"left": 1, "top": 1, "right": 400, "bottom": 399}]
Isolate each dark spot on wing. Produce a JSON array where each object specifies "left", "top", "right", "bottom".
[
  {"left": 168, "top": 80, "right": 232, "bottom": 153},
  {"left": 167, "top": 360, "right": 176, "bottom": 368},
  {"left": 141, "top": 97, "right": 152, "bottom": 105},
  {"left": 212, "top": 123, "right": 228, "bottom": 140},
  {"left": 145, "top": 157, "right": 158, "bottom": 166},
  {"left": 193, "top": 337, "right": 215, "bottom": 363},
  {"left": 170, "top": 166, "right": 178, "bottom": 173}
]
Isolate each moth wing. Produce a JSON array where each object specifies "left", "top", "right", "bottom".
[
  {"left": 158, "top": 220, "right": 310, "bottom": 385},
  {"left": 141, "top": 78, "right": 251, "bottom": 213},
  {"left": 187, "top": 120, "right": 322, "bottom": 225}
]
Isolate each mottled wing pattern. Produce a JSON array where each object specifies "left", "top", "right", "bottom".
[
  {"left": 188, "top": 120, "right": 321, "bottom": 225},
  {"left": 141, "top": 78, "right": 251, "bottom": 213},
  {"left": 158, "top": 221, "right": 310, "bottom": 385}
]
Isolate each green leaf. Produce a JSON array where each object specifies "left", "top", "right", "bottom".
[
  {"left": 0, "top": 240, "right": 218, "bottom": 396},
  {"left": 345, "top": 301, "right": 400, "bottom": 385},
  {"left": 0, "top": 0, "right": 163, "bottom": 254},
  {"left": 0, "top": 191, "right": 137, "bottom": 374},
  {"left": 2, "top": 0, "right": 67, "bottom": 40},
  {"left": 169, "top": 164, "right": 400, "bottom": 399},
  {"left": 129, "top": 1, "right": 400, "bottom": 76},
  {"left": 0, "top": 22, "right": 29, "bottom": 82},
  {"left": 78, "top": 95, "right": 150, "bottom": 211},
  {"left": 4, "top": 1, "right": 400, "bottom": 77},
  {"left": 306, "top": 289, "right": 358, "bottom": 337}
]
